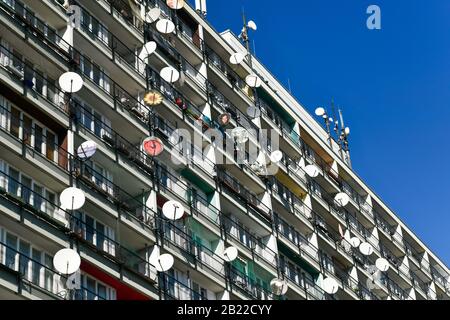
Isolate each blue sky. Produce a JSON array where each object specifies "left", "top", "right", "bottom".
[{"left": 200, "top": 0, "right": 450, "bottom": 265}]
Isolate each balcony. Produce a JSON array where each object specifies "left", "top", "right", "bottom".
[
  {"left": 0, "top": 105, "right": 70, "bottom": 188},
  {"left": 319, "top": 252, "right": 359, "bottom": 299},
  {"left": 228, "top": 266, "right": 273, "bottom": 300},
  {"left": 0, "top": 169, "right": 159, "bottom": 295},
  {"left": 217, "top": 169, "right": 272, "bottom": 225},
  {"left": 158, "top": 219, "right": 226, "bottom": 286},
  {"left": 159, "top": 273, "right": 208, "bottom": 300},
  {"left": 274, "top": 213, "right": 319, "bottom": 269},
  {"left": 221, "top": 214, "right": 277, "bottom": 270},
  {"left": 0, "top": 43, "right": 69, "bottom": 125}
]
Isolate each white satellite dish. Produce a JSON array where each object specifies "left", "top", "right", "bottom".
[
  {"left": 156, "top": 253, "right": 174, "bottom": 272},
  {"left": 53, "top": 248, "right": 81, "bottom": 274},
  {"left": 139, "top": 41, "right": 157, "bottom": 60},
  {"left": 315, "top": 107, "right": 325, "bottom": 116},
  {"left": 160, "top": 66, "right": 180, "bottom": 83},
  {"left": 322, "top": 277, "right": 339, "bottom": 294},
  {"left": 270, "top": 278, "right": 288, "bottom": 296},
  {"left": 232, "top": 127, "right": 249, "bottom": 144},
  {"left": 59, "top": 72, "right": 83, "bottom": 93},
  {"left": 366, "top": 268, "right": 382, "bottom": 290},
  {"left": 223, "top": 246, "right": 238, "bottom": 262},
  {"left": 156, "top": 19, "right": 175, "bottom": 34},
  {"left": 162, "top": 200, "right": 184, "bottom": 220},
  {"left": 76, "top": 141, "right": 97, "bottom": 160},
  {"left": 334, "top": 192, "right": 350, "bottom": 207},
  {"left": 350, "top": 237, "right": 361, "bottom": 248},
  {"left": 247, "top": 20, "right": 257, "bottom": 31},
  {"left": 167, "top": 0, "right": 185, "bottom": 10},
  {"left": 246, "top": 105, "right": 260, "bottom": 118},
  {"left": 304, "top": 164, "right": 320, "bottom": 178},
  {"left": 375, "top": 257, "right": 390, "bottom": 272},
  {"left": 359, "top": 242, "right": 374, "bottom": 256},
  {"left": 251, "top": 161, "right": 266, "bottom": 176},
  {"left": 60, "top": 187, "right": 85, "bottom": 210},
  {"left": 344, "top": 127, "right": 350, "bottom": 135},
  {"left": 142, "top": 7, "right": 161, "bottom": 23},
  {"left": 229, "top": 52, "right": 246, "bottom": 65},
  {"left": 270, "top": 150, "right": 283, "bottom": 163},
  {"left": 245, "top": 74, "right": 262, "bottom": 88}
]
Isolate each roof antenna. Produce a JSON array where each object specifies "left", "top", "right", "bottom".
[
  {"left": 338, "top": 107, "right": 352, "bottom": 168},
  {"left": 287, "top": 78, "right": 292, "bottom": 94}
]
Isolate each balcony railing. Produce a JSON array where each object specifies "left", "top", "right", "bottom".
[
  {"left": 0, "top": 103, "right": 70, "bottom": 171},
  {"left": 159, "top": 273, "right": 208, "bottom": 300},
  {"left": 158, "top": 219, "right": 226, "bottom": 278},
  {"left": 0, "top": 168, "right": 160, "bottom": 284},
  {"left": 217, "top": 169, "right": 272, "bottom": 222},
  {"left": 151, "top": 113, "right": 216, "bottom": 176},
  {"left": 0, "top": 239, "right": 107, "bottom": 300},
  {"left": 228, "top": 266, "right": 273, "bottom": 300},
  {"left": 274, "top": 213, "right": 318, "bottom": 261}
]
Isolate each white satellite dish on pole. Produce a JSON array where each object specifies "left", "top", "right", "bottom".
[
  {"left": 53, "top": 248, "right": 81, "bottom": 274},
  {"left": 270, "top": 278, "right": 288, "bottom": 296}
]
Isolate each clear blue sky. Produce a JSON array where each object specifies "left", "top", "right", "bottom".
[{"left": 199, "top": 0, "right": 450, "bottom": 265}]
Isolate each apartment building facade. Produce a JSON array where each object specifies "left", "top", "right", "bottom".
[{"left": 0, "top": 0, "right": 448, "bottom": 300}]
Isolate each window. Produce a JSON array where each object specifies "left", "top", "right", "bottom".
[
  {"left": 1, "top": 97, "right": 59, "bottom": 162},
  {"left": 80, "top": 56, "right": 110, "bottom": 92},
  {"left": 0, "top": 159, "right": 5, "bottom": 190},
  {"left": 77, "top": 274, "right": 116, "bottom": 300},
  {"left": 8, "top": 167, "right": 20, "bottom": 196},
  {"left": 73, "top": 212, "right": 115, "bottom": 256},
  {"left": 2, "top": 160, "right": 58, "bottom": 217},
  {"left": 0, "top": 97, "right": 8, "bottom": 130},
  {"left": 21, "top": 175, "right": 32, "bottom": 205},
  {"left": 31, "top": 248, "right": 42, "bottom": 286},
  {"left": 76, "top": 103, "right": 112, "bottom": 139},
  {"left": 5, "top": 232, "right": 18, "bottom": 269},
  {"left": 192, "top": 281, "right": 207, "bottom": 300},
  {"left": 46, "top": 131, "right": 56, "bottom": 161},
  {"left": 10, "top": 106, "right": 20, "bottom": 138}
]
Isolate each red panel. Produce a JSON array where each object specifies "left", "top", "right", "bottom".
[{"left": 80, "top": 260, "right": 152, "bottom": 300}]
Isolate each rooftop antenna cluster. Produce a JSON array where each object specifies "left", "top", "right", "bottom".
[{"left": 315, "top": 101, "right": 352, "bottom": 167}]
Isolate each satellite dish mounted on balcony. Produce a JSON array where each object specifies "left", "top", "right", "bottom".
[
  {"left": 350, "top": 236, "right": 361, "bottom": 248},
  {"left": 156, "top": 19, "right": 175, "bottom": 34},
  {"left": 53, "top": 248, "right": 81, "bottom": 275},
  {"left": 334, "top": 192, "right": 350, "bottom": 207},
  {"left": 269, "top": 150, "right": 283, "bottom": 164},
  {"left": 143, "top": 90, "right": 164, "bottom": 106},
  {"left": 218, "top": 113, "right": 231, "bottom": 126},
  {"left": 77, "top": 141, "right": 97, "bottom": 160},
  {"left": 166, "top": 0, "right": 185, "bottom": 10},
  {"left": 322, "top": 277, "right": 339, "bottom": 295},
  {"left": 223, "top": 246, "right": 238, "bottom": 262},
  {"left": 375, "top": 257, "right": 390, "bottom": 272},
  {"left": 246, "top": 105, "right": 260, "bottom": 119},
  {"left": 142, "top": 7, "right": 161, "bottom": 23},
  {"left": 59, "top": 72, "right": 84, "bottom": 93},
  {"left": 245, "top": 74, "right": 262, "bottom": 88},
  {"left": 155, "top": 253, "right": 174, "bottom": 272},
  {"left": 232, "top": 127, "right": 249, "bottom": 144},
  {"left": 60, "top": 187, "right": 86, "bottom": 211},
  {"left": 162, "top": 200, "right": 185, "bottom": 220},
  {"left": 229, "top": 52, "right": 246, "bottom": 65},
  {"left": 270, "top": 278, "right": 288, "bottom": 296},
  {"left": 160, "top": 66, "right": 180, "bottom": 83},
  {"left": 359, "top": 242, "right": 374, "bottom": 256},
  {"left": 142, "top": 137, "right": 164, "bottom": 157},
  {"left": 139, "top": 41, "right": 157, "bottom": 61},
  {"left": 304, "top": 164, "right": 320, "bottom": 178}
]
